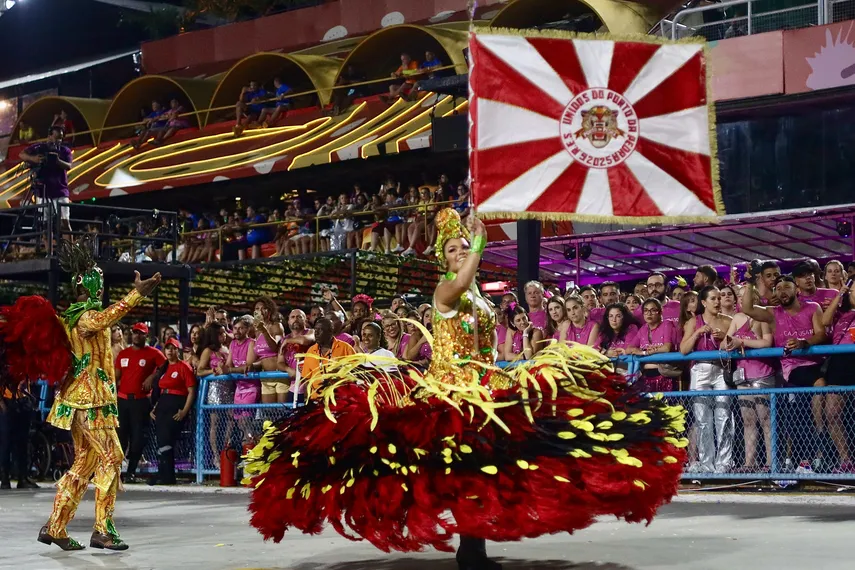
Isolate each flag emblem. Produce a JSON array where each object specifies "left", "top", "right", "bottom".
[{"left": 469, "top": 32, "right": 722, "bottom": 221}]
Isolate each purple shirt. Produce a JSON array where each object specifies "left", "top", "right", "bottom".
[
  {"left": 529, "top": 310, "right": 548, "bottom": 330},
  {"left": 629, "top": 321, "right": 676, "bottom": 352},
  {"left": 25, "top": 143, "right": 72, "bottom": 199},
  {"left": 773, "top": 302, "right": 822, "bottom": 381}
]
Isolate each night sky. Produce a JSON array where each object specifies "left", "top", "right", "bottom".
[{"left": 0, "top": 0, "right": 167, "bottom": 82}]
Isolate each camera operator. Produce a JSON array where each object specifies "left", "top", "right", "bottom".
[{"left": 19, "top": 125, "right": 73, "bottom": 236}]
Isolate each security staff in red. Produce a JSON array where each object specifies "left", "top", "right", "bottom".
[
  {"left": 148, "top": 338, "right": 196, "bottom": 486},
  {"left": 115, "top": 323, "right": 165, "bottom": 483}
]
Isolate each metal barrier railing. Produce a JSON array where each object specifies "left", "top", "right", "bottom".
[
  {"left": 667, "top": 0, "right": 825, "bottom": 41},
  {"left": 25, "top": 343, "right": 855, "bottom": 484},
  {"left": 195, "top": 372, "right": 301, "bottom": 484}
]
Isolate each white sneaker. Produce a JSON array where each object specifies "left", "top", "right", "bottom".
[
  {"left": 401, "top": 248, "right": 416, "bottom": 256},
  {"left": 423, "top": 245, "right": 435, "bottom": 254},
  {"left": 391, "top": 245, "right": 405, "bottom": 253}
]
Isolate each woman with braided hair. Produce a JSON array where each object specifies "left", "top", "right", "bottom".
[
  {"left": 244, "top": 209, "right": 686, "bottom": 569},
  {"left": 0, "top": 236, "right": 161, "bottom": 551}
]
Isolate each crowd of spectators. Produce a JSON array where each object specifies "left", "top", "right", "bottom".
[{"left": 156, "top": 172, "right": 470, "bottom": 263}]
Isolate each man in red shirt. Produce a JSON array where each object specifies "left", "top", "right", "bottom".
[
  {"left": 148, "top": 338, "right": 196, "bottom": 486},
  {"left": 115, "top": 323, "right": 166, "bottom": 483}
]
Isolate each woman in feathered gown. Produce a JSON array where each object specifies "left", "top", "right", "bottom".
[{"left": 245, "top": 208, "right": 687, "bottom": 569}]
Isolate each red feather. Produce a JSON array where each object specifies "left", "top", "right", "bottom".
[
  {"left": 247, "top": 369, "right": 686, "bottom": 552},
  {"left": 0, "top": 296, "right": 71, "bottom": 387}
]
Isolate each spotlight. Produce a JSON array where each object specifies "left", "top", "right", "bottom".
[
  {"left": 562, "top": 244, "right": 592, "bottom": 261},
  {"left": 4, "top": 0, "right": 15, "bottom": 10},
  {"left": 836, "top": 221, "right": 852, "bottom": 238}
]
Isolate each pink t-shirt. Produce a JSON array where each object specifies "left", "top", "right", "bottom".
[
  {"left": 596, "top": 324, "right": 638, "bottom": 351},
  {"left": 662, "top": 299, "right": 681, "bottom": 324},
  {"left": 799, "top": 287, "right": 838, "bottom": 308},
  {"left": 529, "top": 310, "right": 548, "bottom": 330},
  {"left": 588, "top": 307, "right": 605, "bottom": 325},
  {"left": 336, "top": 332, "right": 355, "bottom": 346},
  {"left": 831, "top": 311, "right": 855, "bottom": 345},
  {"left": 629, "top": 321, "right": 676, "bottom": 352},
  {"left": 773, "top": 302, "right": 822, "bottom": 380},
  {"left": 733, "top": 318, "right": 775, "bottom": 380},
  {"left": 496, "top": 324, "right": 508, "bottom": 350},
  {"left": 556, "top": 320, "right": 595, "bottom": 344}
]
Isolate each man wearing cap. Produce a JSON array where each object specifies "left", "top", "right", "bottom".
[
  {"left": 115, "top": 323, "right": 166, "bottom": 484},
  {"left": 793, "top": 260, "right": 838, "bottom": 310}
]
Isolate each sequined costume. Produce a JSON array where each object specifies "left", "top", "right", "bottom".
[
  {"left": 0, "top": 239, "right": 149, "bottom": 550},
  {"left": 45, "top": 288, "right": 144, "bottom": 541},
  {"left": 245, "top": 209, "right": 687, "bottom": 554}
]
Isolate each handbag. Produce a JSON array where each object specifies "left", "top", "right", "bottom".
[{"left": 646, "top": 325, "right": 683, "bottom": 378}]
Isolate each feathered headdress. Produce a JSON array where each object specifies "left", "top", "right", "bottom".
[
  {"left": 57, "top": 236, "right": 104, "bottom": 326},
  {"left": 434, "top": 208, "right": 470, "bottom": 267},
  {"left": 57, "top": 236, "right": 103, "bottom": 302}
]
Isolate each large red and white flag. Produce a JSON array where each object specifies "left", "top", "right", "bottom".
[{"left": 469, "top": 32, "right": 722, "bottom": 222}]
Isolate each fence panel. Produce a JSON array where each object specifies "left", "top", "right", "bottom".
[{"left": 672, "top": 0, "right": 823, "bottom": 41}]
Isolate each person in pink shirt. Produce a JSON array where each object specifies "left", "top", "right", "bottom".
[
  {"left": 819, "top": 282, "right": 855, "bottom": 473},
  {"left": 225, "top": 316, "right": 257, "bottom": 435},
  {"left": 561, "top": 295, "right": 598, "bottom": 346},
  {"left": 824, "top": 260, "right": 846, "bottom": 291},
  {"left": 587, "top": 281, "right": 619, "bottom": 324},
  {"left": 793, "top": 260, "right": 838, "bottom": 310},
  {"left": 524, "top": 280, "right": 548, "bottom": 330},
  {"left": 329, "top": 310, "right": 355, "bottom": 347},
  {"left": 723, "top": 310, "right": 774, "bottom": 472},
  {"left": 624, "top": 294, "right": 643, "bottom": 320},
  {"left": 381, "top": 310, "right": 410, "bottom": 359},
  {"left": 720, "top": 284, "right": 739, "bottom": 318},
  {"left": 742, "top": 276, "right": 827, "bottom": 472},
  {"left": 595, "top": 303, "right": 638, "bottom": 359},
  {"left": 276, "top": 309, "right": 315, "bottom": 404},
  {"left": 680, "top": 287, "right": 733, "bottom": 474},
  {"left": 503, "top": 305, "right": 543, "bottom": 361},
  {"left": 627, "top": 298, "right": 676, "bottom": 392},
  {"left": 579, "top": 286, "right": 600, "bottom": 322},
  {"left": 647, "top": 272, "right": 682, "bottom": 326},
  {"left": 495, "top": 292, "right": 517, "bottom": 361}
]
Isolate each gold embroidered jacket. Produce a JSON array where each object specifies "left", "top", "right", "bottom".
[{"left": 48, "top": 289, "right": 145, "bottom": 430}]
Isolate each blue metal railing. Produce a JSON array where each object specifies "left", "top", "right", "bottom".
[{"left": 28, "top": 344, "right": 855, "bottom": 484}]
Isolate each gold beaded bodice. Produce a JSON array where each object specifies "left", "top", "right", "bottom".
[{"left": 428, "top": 284, "right": 497, "bottom": 388}]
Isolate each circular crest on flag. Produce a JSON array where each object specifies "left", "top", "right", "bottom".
[{"left": 559, "top": 88, "right": 639, "bottom": 169}]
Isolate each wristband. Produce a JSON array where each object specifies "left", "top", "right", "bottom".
[{"left": 471, "top": 235, "right": 487, "bottom": 255}]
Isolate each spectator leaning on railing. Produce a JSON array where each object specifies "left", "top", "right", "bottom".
[
  {"left": 680, "top": 286, "right": 733, "bottom": 474},
  {"left": 742, "top": 275, "right": 827, "bottom": 473}
]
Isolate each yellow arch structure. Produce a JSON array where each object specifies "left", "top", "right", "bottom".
[
  {"left": 206, "top": 53, "right": 341, "bottom": 126},
  {"left": 488, "top": 0, "right": 663, "bottom": 35},
  {"left": 101, "top": 75, "right": 218, "bottom": 143},
  {"left": 12, "top": 96, "right": 110, "bottom": 148},
  {"left": 334, "top": 24, "right": 469, "bottom": 92}
]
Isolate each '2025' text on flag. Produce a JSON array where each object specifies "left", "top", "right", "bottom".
[{"left": 469, "top": 31, "right": 722, "bottom": 222}]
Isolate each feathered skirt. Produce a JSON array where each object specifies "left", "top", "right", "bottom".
[{"left": 244, "top": 343, "right": 687, "bottom": 552}]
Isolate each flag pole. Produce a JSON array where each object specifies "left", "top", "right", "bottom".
[{"left": 467, "top": 0, "right": 481, "bottom": 362}]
